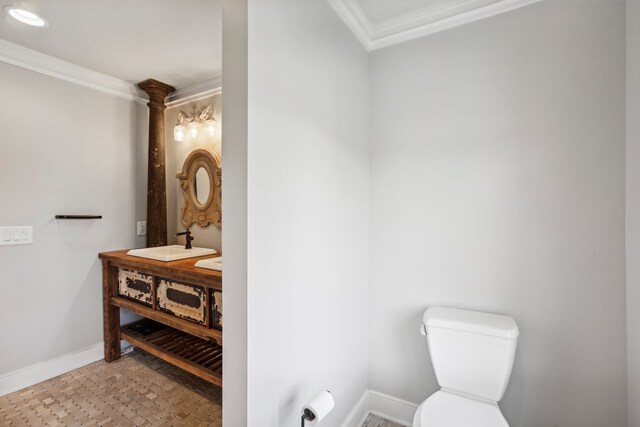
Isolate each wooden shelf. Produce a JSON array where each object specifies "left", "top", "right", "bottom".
[
  {"left": 112, "top": 297, "right": 222, "bottom": 344},
  {"left": 122, "top": 319, "right": 222, "bottom": 386}
]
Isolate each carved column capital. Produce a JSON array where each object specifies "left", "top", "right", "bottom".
[{"left": 137, "top": 79, "right": 176, "bottom": 106}]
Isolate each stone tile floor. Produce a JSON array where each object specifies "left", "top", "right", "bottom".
[
  {"left": 0, "top": 349, "right": 222, "bottom": 426},
  {"left": 0, "top": 350, "right": 411, "bottom": 427},
  {"left": 362, "top": 414, "right": 407, "bottom": 427}
]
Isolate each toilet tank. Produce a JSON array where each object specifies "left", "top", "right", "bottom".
[{"left": 423, "top": 306, "right": 519, "bottom": 402}]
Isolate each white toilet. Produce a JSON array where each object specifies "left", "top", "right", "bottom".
[{"left": 413, "top": 306, "right": 519, "bottom": 427}]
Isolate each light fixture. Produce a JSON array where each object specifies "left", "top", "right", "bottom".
[
  {"left": 4, "top": 6, "right": 48, "bottom": 27},
  {"left": 174, "top": 104, "right": 216, "bottom": 142},
  {"left": 204, "top": 119, "right": 216, "bottom": 137},
  {"left": 174, "top": 123, "right": 186, "bottom": 142},
  {"left": 188, "top": 121, "right": 199, "bottom": 139}
]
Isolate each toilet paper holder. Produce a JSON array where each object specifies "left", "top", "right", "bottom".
[
  {"left": 301, "top": 408, "right": 316, "bottom": 426},
  {"left": 301, "top": 390, "right": 334, "bottom": 426}
]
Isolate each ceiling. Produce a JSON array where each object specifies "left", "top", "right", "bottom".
[
  {"left": 0, "top": 0, "right": 221, "bottom": 89},
  {"left": 0, "top": 0, "right": 541, "bottom": 89},
  {"left": 329, "top": 0, "right": 543, "bottom": 50}
]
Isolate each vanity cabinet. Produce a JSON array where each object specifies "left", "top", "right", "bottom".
[{"left": 99, "top": 250, "right": 222, "bottom": 386}]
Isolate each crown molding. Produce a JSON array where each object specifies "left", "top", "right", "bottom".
[
  {"left": 0, "top": 39, "right": 145, "bottom": 101},
  {"left": 370, "top": 0, "right": 544, "bottom": 50},
  {"left": 166, "top": 75, "right": 222, "bottom": 108},
  {"left": 373, "top": 0, "right": 500, "bottom": 39},
  {"left": 0, "top": 38, "right": 223, "bottom": 105},
  {"left": 329, "top": 0, "right": 544, "bottom": 51},
  {"left": 327, "top": 0, "right": 373, "bottom": 50}
]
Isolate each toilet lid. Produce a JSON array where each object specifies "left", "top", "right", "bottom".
[{"left": 413, "top": 391, "right": 509, "bottom": 427}]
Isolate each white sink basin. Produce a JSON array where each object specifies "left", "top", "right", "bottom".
[
  {"left": 195, "top": 256, "right": 223, "bottom": 271},
  {"left": 127, "top": 245, "right": 217, "bottom": 262}
]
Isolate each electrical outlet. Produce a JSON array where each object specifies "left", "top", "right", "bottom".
[{"left": 137, "top": 221, "right": 147, "bottom": 236}]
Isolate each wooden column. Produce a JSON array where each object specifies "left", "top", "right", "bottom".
[{"left": 137, "top": 79, "right": 175, "bottom": 247}]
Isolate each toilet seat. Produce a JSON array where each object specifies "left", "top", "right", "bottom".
[{"left": 413, "top": 391, "right": 509, "bottom": 427}]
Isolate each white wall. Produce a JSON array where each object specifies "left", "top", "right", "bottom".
[
  {"left": 221, "top": 0, "right": 248, "bottom": 424},
  {"left": 369, "top": 1, "right": 627, "bottom": 426},
  {"left": 245, "top": 0, "right": 370, "bottom": 425},
  {"left": 165, "top": 95, "right": 222, "bottom": 250},
  {"left": 0, "top": 62, "right": 141, "bottom": 375},
  {"left": 627, "top": 0, "right": 640, "bottom": 426}
]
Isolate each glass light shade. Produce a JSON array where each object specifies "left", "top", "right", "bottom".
[
  {"left": 204, "top": 119, "right": 216, "bottom": 137},
  {"left": 174, "top": 124, "right": 186, "bottom": 142},
  {"left": 188, "top": 122, "right": 199, "bottom": 139},
  {"left": 5, "top": 7, "right": 48, "bottom": 27}
]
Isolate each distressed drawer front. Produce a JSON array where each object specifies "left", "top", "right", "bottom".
[
  {"left": 118, "top": 269, "right": 153, "bottom": 306},
  {"left": 157, "top": 279, "right": 206, "bottom": 325},
  {"left": 211, "top": 290, "right": 222, "bottom": 330}
]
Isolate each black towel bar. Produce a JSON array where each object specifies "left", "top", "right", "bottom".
[{"left": 55, "top": 215, "right": 103, "bottom": 220}]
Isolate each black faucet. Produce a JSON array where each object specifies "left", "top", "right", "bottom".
[{"left": 175, "top": 228, "right": 194, "bottom": 249}]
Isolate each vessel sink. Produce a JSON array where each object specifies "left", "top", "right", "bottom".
[
  {"left": 195, "top": 256, "right": 223, "bottom": 271},
  {"left": 127, "top": 245, "right": 217, "bottom": 262}
]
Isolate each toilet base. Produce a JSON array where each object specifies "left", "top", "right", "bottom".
[{"left": 412, "top": 390, "right": 508, "bottom": 427}]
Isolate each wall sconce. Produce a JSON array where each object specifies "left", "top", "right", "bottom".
[{"left": 174, "top": 104, "right": 216, "bottom": 142}]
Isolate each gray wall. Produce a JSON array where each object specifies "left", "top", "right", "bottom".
[
  {"left": 165, "top": 95, "right": 222, "bottom": 251},
  {"left": 628, "top": 0, "right": 640, "bottom": 426},
  {"left": 221, "top": 0, "right": 248, "bottom": 424},
  {"left": 0, "top": 62, "right": 142, "bottom": 375},
  {"left": 246, "top": 0, "right": 370, "bottom": 425},
  {"left": 368, "top": 1, "right": 627, "bottom": 426}
]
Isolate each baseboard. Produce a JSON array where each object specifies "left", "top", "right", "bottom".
[
  {"left": 341, "top": 390, "right": 419, "bottom": 427},
  {"left": 341, "top": 390, "right": 371, "bottom": 427},
  {"left": 0, "top": 342, "right": 104, "bottom": 397}
]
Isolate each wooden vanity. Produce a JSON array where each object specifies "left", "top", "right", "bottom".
[{"left": 99, "top": 250, "right": 222, "bottom": 386}]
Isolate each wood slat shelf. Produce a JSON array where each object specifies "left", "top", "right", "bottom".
[
  {"left": 122, "top": 319, "right": 222, "bottom": 386},
  {"left": 112, "top": 296, "right": 222, "bottom": 344}
]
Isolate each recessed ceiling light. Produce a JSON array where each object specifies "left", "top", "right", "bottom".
[{"left": 4, "top": 6, "right": 48, "bottom": 27}]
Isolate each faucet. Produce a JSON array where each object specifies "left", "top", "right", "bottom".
[{"left": 175, "top": 228, "right": 194, "bottom": 249}]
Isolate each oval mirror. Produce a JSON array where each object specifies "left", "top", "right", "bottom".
[
  {"left": 194, "top": 166, "right": 210, "bottom": 206},
  {"left": 177, "top": 148, "right": 222, "bottom": 229}
]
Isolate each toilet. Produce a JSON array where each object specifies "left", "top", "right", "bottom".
[{"left": 413, "top": 306, "right": 519, "bottom": 427}]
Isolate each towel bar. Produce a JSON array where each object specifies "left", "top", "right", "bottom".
[{"left": 55, "top": 215, "right": 103, "bottom": 219}]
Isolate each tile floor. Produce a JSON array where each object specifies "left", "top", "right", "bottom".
[
  {"left": 1, "top": 351, "right": 408, "bottom": 427},
  {"left": 0, "top": 350, "right": 222, "bottom": 426},
  {"left": 362, "top": 414, "right": 407, "bottom": 427}
]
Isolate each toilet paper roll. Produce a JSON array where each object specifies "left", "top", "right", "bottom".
[{"left": 302, "top": 390, "right": 335, "bottom": 425}]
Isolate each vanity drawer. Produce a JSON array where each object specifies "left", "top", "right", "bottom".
[
  {"left": 118, "top": 269, "right": 153, "bottom": 306},
  {"left": 157, "top": 279, "right": 206, "bottom": 325},
  {"left": 211, "top": 290, "right": 222, "bottom": 330}
]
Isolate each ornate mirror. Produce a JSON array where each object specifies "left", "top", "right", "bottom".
[{"left": 176, "top": 149, "right": 221, "bottom": 229}]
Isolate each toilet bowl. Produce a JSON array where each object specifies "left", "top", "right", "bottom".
[
  {"left": 413, "top": 307, "right": 519, "bottom": 427},
  {"left": 413, "top": 391, "right": 508, "bottom": 427}
]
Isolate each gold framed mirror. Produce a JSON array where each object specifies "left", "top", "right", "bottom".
[{"left": 176, "top": 149, "right": 221, "bottom": 229}]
